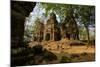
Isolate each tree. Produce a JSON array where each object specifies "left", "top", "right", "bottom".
[
  {"left": 33, "top": 18, "right": 44, "bottom": 41},
  {"left": 78, "top": 6, "right": 95, "bottom": 43}
]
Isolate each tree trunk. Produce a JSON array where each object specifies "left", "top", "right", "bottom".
[
  {"left": 85, "top": 26, "right": 90, "bottom": 44},
  {"left": 72, "top": 15, "right": 80, "bottom": 40},
  {"left": 76, "top": 27, "right": 80, "bottom": 40}
]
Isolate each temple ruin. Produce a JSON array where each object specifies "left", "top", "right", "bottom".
[{"left": 33, "top": 12, "right": 78, "bottom": 42}]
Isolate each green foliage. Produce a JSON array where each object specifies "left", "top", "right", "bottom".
[
  {"left": 78, "top": 6, "right": 95, "bottom": 26},
  {"left": 79, "top": 27, "right": 88, "bottom": 40},
  {"left": 33, "top": 18, "right": 42, "bottom": 33},
  {"left": 42, "top": 3, "right": 67, "bottom": 22},
  {"left": 60, "top": 56, "right": 72, "bottom": 63}
]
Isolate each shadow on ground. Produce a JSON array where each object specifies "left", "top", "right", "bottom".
[{"left": 11, "top": 45, "right": 57, "bottom": 66}]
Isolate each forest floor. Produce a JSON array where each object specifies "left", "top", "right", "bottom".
[{"left": 28, "top": 39, "right": 95, "bottom": 64}]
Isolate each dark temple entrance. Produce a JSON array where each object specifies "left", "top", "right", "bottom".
[{"left": 46, "top": 33, "right": 50, "bottom": 41}]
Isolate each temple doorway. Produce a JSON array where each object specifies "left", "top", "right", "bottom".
[{"left": 46, "top": 33, "right": 50, "bottom": 41}]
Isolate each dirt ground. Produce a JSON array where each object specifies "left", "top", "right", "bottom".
[{"left": 28, "top": 39, "right": 95, "bottom": 64}]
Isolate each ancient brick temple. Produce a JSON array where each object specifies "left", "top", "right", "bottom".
[
  {"left": 44, "top": 12, "right": 60, "bottom": 41},
  {"left": 33, "top": 12, "right": 78, "bottom": 42},
  {"left": 33, "top": 12, "right": 61, "bottom": 41}
]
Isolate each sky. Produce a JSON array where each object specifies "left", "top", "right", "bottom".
[
  {"left": 24, "top": 2, "right": 47, "bottom": 31},
  {"left": 25, "top": 2, "right": 60, "bottom": 28},
  {"left": 26, "top": 2, "right": 46, "bottom": 25}
]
